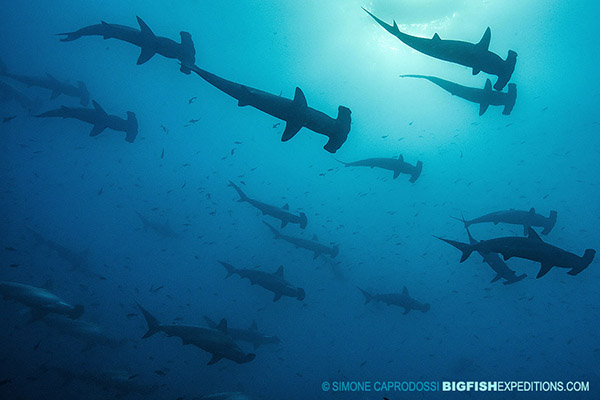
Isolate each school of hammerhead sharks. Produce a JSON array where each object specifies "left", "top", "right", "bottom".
[{"left": 0, "top": 6, "right": 596, "bottom": 396}]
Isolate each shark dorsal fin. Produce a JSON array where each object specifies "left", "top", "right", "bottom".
[
  {"left": 293, "top": 87, "right": 307, "bottom": 108},
  {"left": 529, "top": 207, "right": 536, "bottom": 214},
  {"left": 392, "top": 20, "right": 399, "bottom": 32},
  {"left": 527, "top": 227, "right": 543, "bottom": 242},
  {"left": 478, "top": 27, "right": 491, "bottom": 50},
  {"left": 274, "top": 265, "right": 284, "bottom": 278},
  {"left": 92, "top": 100, "right": 107, "bottom": 116},
  {"left": 45, "top": 73, "right": 59, "bottom": 83},
  {"left": 216, "top": 318, "right": 227, "bottom": 333},
  {"left": 402, "top": 286, "right": 409, "bottom": 296},
  {"left": 282, "top": 203, "right": 289, "bottom": 210},
  {"left": 312, "top": 235, "right": 318, "bottom": 241},
  {"left": 398, "top": 154, "right": 404, "bottom": 162},
  {"left": 484, "top": 79, "right": 492, "bottom": 92},
  {"left": 249, "top": 320, "right": 258, "bottom": 331},
  {"left": 433, "top": 33, "right": 441, "bottom": 41},
  {"left": 136, "top": 17, "right": 156, "bottom": 38}
]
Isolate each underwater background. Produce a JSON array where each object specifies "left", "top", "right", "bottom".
[{"left": 0, "top": 0, "right": 599, "bottom": 399}]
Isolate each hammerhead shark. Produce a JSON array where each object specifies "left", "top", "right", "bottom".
[
  {"left": 219, "top": 261, "right": 305, "bottom": 302},
  {"left": 229, "top": 181, "right": 307, "bottom": 229},
  {"left": 187, "top": 64, "right": 351, "bottom": 153},
  {"left": 135, "top": 211, "right": 179, "bottom": 238},
  {"left": 203, "top": 317, "right": 280, "bottom": 350},
  {"left": 263, "top": 221, "right": 339, "bottom": 259},
  {"left": 363, "top": 8, "right": 517, "bottom": 90},
  {"left": 454, "top": 208, "right": 558, "bottom": 235},
  {"left": 0, "top": 57, "right": 89, "bottom": 106},
  {"left": 58, "top": 17, "right": 196, "bottom": 74},
  {"left": 400, "top": 75, "right": 517, "bottom": 116},
  {"left": 337, "top": 155, "right": 423, "bottom": 182},
  {"left": 137, "top": 303, "right": 255, "bottom": 365},
  {"left": 358, "top": 287, "right": 430, "bottom": 314},
  {"left": 436, "top": 227, "right": 595, "bottom": 279},
  {"left": 0, "top": 79, "right": 41, "bottom": 113},
  {"left": 37, "top": 100, "right": 138, "bottom": 143}
]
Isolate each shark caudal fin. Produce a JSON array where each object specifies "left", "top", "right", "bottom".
[
  {"left": 568, "top": 249, "right": 596, "bottom": 276},
  {"left": 77, "top": 81, "right": 90, "bottom": 106},
  {"left": 299, "top": 212, "right": 308, "bottom": 229},
  {"left": 296, "top": 288, "right": 306, "bottom": 301},
  {"left": 136, "top": 17, "right": 157, "bottom": 65},
  {"left": 502, "top": 83, "right": 517, "bottom": 115},
  {"left": 357, "top": 287, "right": 373, "bottom": 304},
  {"left": 178, "top": 31, "right": 196, "bottom": 75},
  {"left": 409, "top": 161, "right": 423, "bottom": 183},
  {"left": 68, "top": 305, "right": 85, "bottom": 320},
  {"left": 263, "top": 221, "right": 282, "bottom": 239},
  {"left": 435, "top": 236, "right": 474, "bottom": 262},
  {"left": 228, "top": 181, "right": 249, "bottom": 202},
  {"left": 137, "top": 303, "right": 161, "bottom": 339},
  {"left": 125, "top": 112, "right": 138, "bottom": 143},
  {"left": 541, "top": 210, "right": 558, "bottom": 235},
  {"left": 494, "top": 50, "right": 517, "bottom": 91},
  {"left": 218, "top": 261, "right": 237, "bottom": 278},
  {"left": 323, "top": 106, "right": 352, "bottom": 154}
]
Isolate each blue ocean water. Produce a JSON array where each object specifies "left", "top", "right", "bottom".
[{"left": 0, "top": 1, "right": 599, "bottom": 399}]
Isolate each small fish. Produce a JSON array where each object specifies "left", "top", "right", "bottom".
[
  {"left": 188, "top": 96, "right": 197, "bottom": 104},
  {"left": 0, "top": 379, "right": 12, "bottom": 386},
  {"left": 128, "top": 374, "right": 138, "bottom": 380},
  {"left": 161, "top": 148, "right": 164, "bottom": 159},
  {"left": 126, "top": 313, "right": 138, "bottom": 318},
  {"left": 33, "top": 340, "right": 41, "bottom": 350},
  {"left": 150, "top": 285, "right": 164, "bottom": 293},
  {"left": 360, "top": 360, "right": 367, "bottom": 367},
  {"left": 8, "top": 264, "right": 19, "bottom": 268},
  {"left": 231, "top": 148, "right": 235, "bottom": 155},
  {"left": 154, "top": 370, "right": 166, "bottom": 376},
  {"left": 181, "top": 182, "right": 186, "bottom": 188},
  {"left": 97, "top": 187, "right": 103, "bottom": 195},
  {"left": 234, "top": 141, "right": 242, "bottom": 144},
  {"left": 2, "top": 116, "right": 16, "bottom": 123},
  {"left": 160, "top": 125, "right": 169, "bottom": 133},
  {"left": 188, "top": 118, "right": 200, "bottom": 124},
  {"left": 5, "top": 247, "right": 16, "bottom": 251}
]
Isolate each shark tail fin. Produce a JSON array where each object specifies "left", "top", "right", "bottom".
[
  {"left": 299, "top": 212, "right": 308, "bottom": 229},
  {"left": 357, "top": 287, "right": 373, "bottom": 304},
  {"left": 494, "top": 50, "right": 517, "bottom": 91},
  {"left": 502, "top": 83, "right": 517, "bottom": 115},
  {"left": 409, "top": 161, "right": 423, "bottom": 183},
  {"left": 323, "top": 106, "right": 352, "bottom": 154},
  {"left": 568, "top": 249, "right": 596, "bottom": 276},
  {"left": 137, "top": 303, "right": 160, "bottom": 339},
  {"left": 68, "top": 305, "right": 85, "bottom": 320},
  {"left": 228, "top": 181, "right": 248, "bottom": 202},
  {"left": 541, "top": 210, "right": 557, "bottom": 235},
  {"left": 125, "top": 112, "right": 138, "bottom": 143},
  {"left": 435, "top": 236, "right": 474, "bottom": 262},
  {"left": 218, "top": 261, "right": 237, "bottom": 278}
]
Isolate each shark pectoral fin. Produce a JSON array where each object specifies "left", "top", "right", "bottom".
[
  {"left": 207, "top": 353, "right": 223, "bottom": 365},
  {"left": 403, "top": 308, "right": 410, "bottom": 315},
  {"left": 281, "top": 121, "right": 302, "bottom": 141},
  {"left": 472, "top": 68, "right": 481, "bottom": 75},
  {"left": 478, "top": 27, "right": 492, "bottom": 50},
  {"left": 502, "top": 253, "right": 511, "bottom": 261},
  {"left": 273, "top": 293, "right": 283, "bottom": 302},
  {"left": 50, "top": 90, "right": 61, "bottom": 100},
  {"left": 280, "top": 220, "right": 288, "bottom": 229},
  {"left": 536, "top": 263, "right": 552, "bottom": 279},
  {"left": 137, "top": 47, "right": 156, "bottom": 65},
  {"left": 490, "top": 273, "right": 502, "bottom": 283},
  {"left": 282, "top": 203, "right": 289, "bottom": 210},
  {"left": 401, "top": 286, "right": 409, "bottom": 296},
  {"left": 393, "top": 170, "right": 400, "bottom": 179},
  {"left": 89, "top": 124, "right": 106, "bottom": 137},
  {"left": 274, "top": 266, "right": 284, "bottom": 278},
  {"left": 479, "top": 102, "right": 490, "bottom": 116}
]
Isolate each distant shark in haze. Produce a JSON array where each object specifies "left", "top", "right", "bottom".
[
  {"left": 358, "top": 286, "right": 430, "bottom": 314},
  {"left": 135, "top": 211, "right": 179, "bottom": 238},
  {"left": 203, "top": 316, "right": 280, "bottom": 350},
  {"left": 363, "top": 8, "right": 517, "bottom": 90},
  {"left": 41, "top": 314, "right": 128, "bottom": 352},
  {"left": 137, "top": 303, "right": 256, "bottom": 365},
  {"left": 187, "top": 64, "right": 351, "bottom": 153},
  {"left": 27, "top": 227, "right": 90, "bottom": 272},
  {"left": 400, "top": 75, "right": 517, "bottom": 116},
  {"left": 263, "top": 221, "right": 339, "bottom": 259},
  {"left": 0, "top": 79, "right": 41, "bottom": 113},
  {"left": 58, "top": 16, "right": 196, "bottom": 74},
  {"left": 229, "top": 181, "right": 307, "bottom": 229},
  {"left": 219, "top": 261, "right": 305, "bottom": 302},
  {"left": 454, "top": 208, "right": 558, "bottom": 235},
  {"left": 457, "top": 219, "right": 526, "bottom": 285},
  {"left": 36, "top": 100, "right": 138, "bottom": 143},
  {"left": 337, "top": 155, "right": 423, "bottom": 182},
  {"left": 0, "top": 57, "right": 89, "bottom": 106},
  {"left": 436, "top": 227, "right": 595, "bottom": 279},
  {"left": 0, "top": 281, "right": 84, "bottom": 321}
]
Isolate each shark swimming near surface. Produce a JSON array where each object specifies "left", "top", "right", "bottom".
[
  {"left": 36, "top": 100, "right": 138, "bottom": 143},
  {"left": 219, "top": 261, "right": 305, "bottom": 302},
  {"left": 436, "top": 227, "right": 595, "bottom": 278},
  {"left": 58, "top": 17, "right": 196, "bottom": 74},
  {"left": 263, "top": 221, "right": 339, "bottom": 259},
  {"left": 358, "top": 286, "right": 430, "bottom": 314},
  {"left": 454, "top": 208, "right": 558, "bottom": 235},
  {"left": 400, "top": 75, "right": 517, "bottom": 116},
  {"left": 187, "top": 64, "right": 351, "bottom": 153},
  {"left": 337, "top": 155, "right": 423, "bottom": 182},
  {"left": 137, "top": 303, "right": 256, "bottom": 365},
  {"left": 363, "top": 7, "right": 517, "bottom": 90},
  {"left": 229, "top": 181, "right": 307, "bottom": 229}
]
